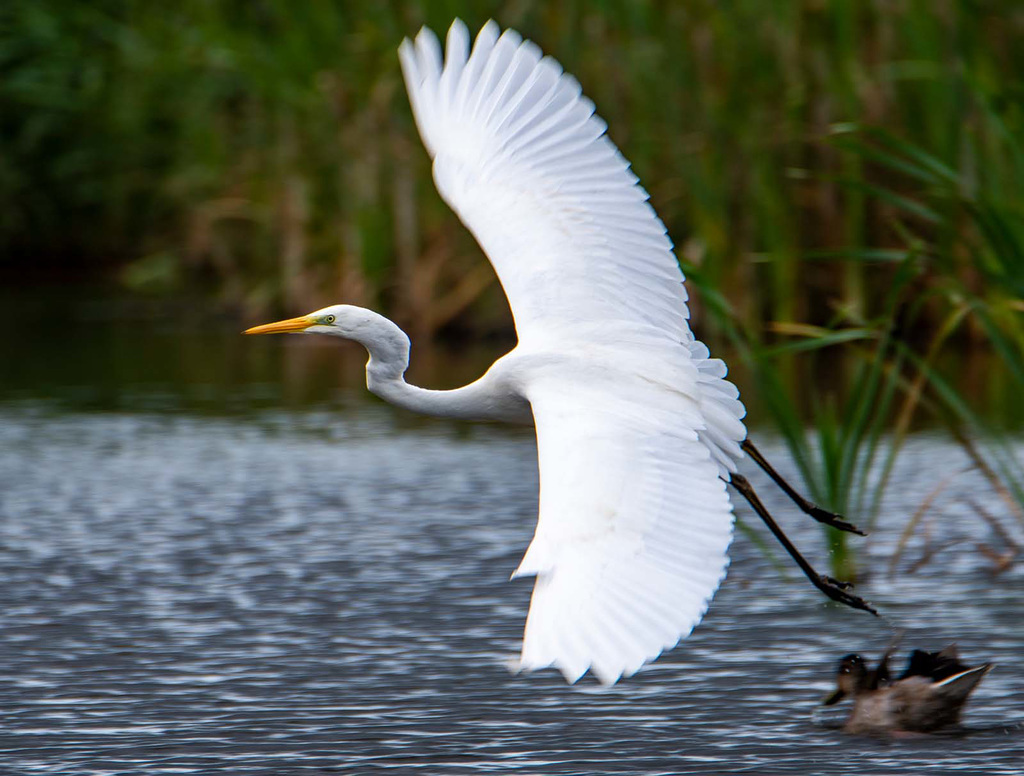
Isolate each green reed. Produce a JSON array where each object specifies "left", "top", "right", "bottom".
[{"left": 3, "top": 1, "right": 1020, "bottom": 335}]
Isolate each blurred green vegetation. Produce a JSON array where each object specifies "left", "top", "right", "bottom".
[
  {"left": 3, "top": 1, "right": 1020, "bottom": 333},
  {"left": 4, "top": 0, "right": 1024, "bottom": 573}
]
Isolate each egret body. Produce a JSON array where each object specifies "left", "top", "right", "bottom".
[{"left": 247, "top": 20, "right": 871, "bottom": 685}]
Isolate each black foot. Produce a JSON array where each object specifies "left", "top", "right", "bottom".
[
  {"left": 817, "top": 574, "right": 878, "bottom": 616},
  {"left": 808, "top": 505, "right": 867, "bottom": 536},
  {"left": 740, "top": 440, "right": 867, "bottom": 536},
  {"left": 729, "top": 472, "right": 878, "bottom": 618}
]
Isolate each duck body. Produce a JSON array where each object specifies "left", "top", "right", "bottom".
[{"left": 824, "top": 646, "right": 993, "bottom": 734}]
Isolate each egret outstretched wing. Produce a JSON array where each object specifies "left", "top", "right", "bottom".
[
  {"left": 399, "top": 20, "right": 690, "bottom": 348},
  {"left": 399, "top": 20, "right": 745, "bottom": 473},
  {"left": 518, "top": 375, "right": 734, "bottom": 684},
  {"left": 399, "top": 20, "right": 747, "bottom": 683}
]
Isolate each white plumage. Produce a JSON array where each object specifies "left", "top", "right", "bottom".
[{"left": 398, "top": 20, "right": 747, "bottom": 684}]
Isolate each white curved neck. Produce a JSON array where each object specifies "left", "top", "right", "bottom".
[{"left": 348, "top": 312, "right": 529, "bottom": 423}]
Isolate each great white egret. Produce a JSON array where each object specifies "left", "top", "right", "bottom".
[{"left": 246, "top": 19, "right": 874, "bottom": 685}]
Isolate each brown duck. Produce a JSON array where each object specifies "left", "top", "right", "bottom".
[{"left": 823, "top": 645, "right": 993, "bottom": 734}]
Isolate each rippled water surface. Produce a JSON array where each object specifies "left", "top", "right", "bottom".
[{"left": 0, "top": 405, "right": 1021, "bottom": 774}]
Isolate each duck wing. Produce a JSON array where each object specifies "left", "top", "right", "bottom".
[{"left": 899, "top": 646, "right": 971, "bottom": 682}]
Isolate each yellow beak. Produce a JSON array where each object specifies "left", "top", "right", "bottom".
[{"left": 244, "top": 315, "right": 316, "bottom": 335}]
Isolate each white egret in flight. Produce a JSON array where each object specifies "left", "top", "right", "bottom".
[{"left": 247, "top": 19, "right": 874, "bottom": 685}]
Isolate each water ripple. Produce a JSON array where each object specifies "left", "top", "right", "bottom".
[{"left": 0, "top": 408, "right": 1020, "bottom": 773}]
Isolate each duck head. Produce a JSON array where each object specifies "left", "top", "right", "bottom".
[{"left": 823, "top": 653, "right": 869, "bottom": 705}]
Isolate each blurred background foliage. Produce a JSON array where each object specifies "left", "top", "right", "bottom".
[
  {"left": 3, "top": 0, "right": 1024, "bottom": 567},
  {"left": 3, "top": 0, "right": 1020, "bottom": 333}
]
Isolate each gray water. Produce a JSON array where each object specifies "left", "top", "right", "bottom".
[{"left": 0, "top": 404, "right": 1021, "bottom": 774}]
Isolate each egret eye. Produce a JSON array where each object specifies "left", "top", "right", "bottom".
[{"left": 325, "top": 315, "right": 336, "bottom": 324}]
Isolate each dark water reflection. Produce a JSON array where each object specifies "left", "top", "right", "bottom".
[
  {"left": 0, "top": 287, "right": 508, "bottom": 415},
  {"left": 0, "top": 405, "right": 1021, "bottom": 773},
  {"left": 4, "top": 286, "right": 1024, "bottom": 431}
]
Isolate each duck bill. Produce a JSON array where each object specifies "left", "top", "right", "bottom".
[
  {"left": 244, "top": 315, "right": 316, "bottom": 335},
  {"left": 822, "top": 688, "right": 846, "bottom": 706}
]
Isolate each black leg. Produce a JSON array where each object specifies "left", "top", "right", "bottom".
[
  {"left": 741, "top": 439, "right": 866, "bottom": 536},
  {"left": 729, "top": 472, "right": 878, "bottom": 616}
]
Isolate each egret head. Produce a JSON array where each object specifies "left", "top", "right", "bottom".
[
  {"left": 245, "top": 304, "right": 411, "bottom": 376},
  {"left": 245, "top": 304, "right": 373, "bottom": 338}
]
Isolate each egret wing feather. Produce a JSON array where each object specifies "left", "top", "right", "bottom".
[
  {"left": 399, "top": 20, "right": 688, "bottom": 346},
  {"left": 399, "top": 20, "right": 746, "bottom": 474},
  {"left": 518, "top": 376, "right": 734, "bottom": 684}
]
